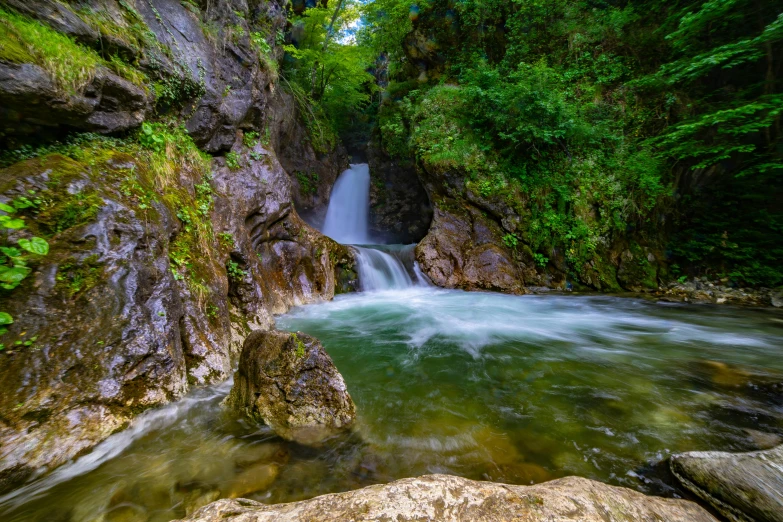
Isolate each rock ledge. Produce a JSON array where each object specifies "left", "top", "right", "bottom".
[{"left": 177, "top": 473, "right": 717, "bottom": 522}]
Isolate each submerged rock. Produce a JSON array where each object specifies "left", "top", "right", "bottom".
[
  {"left": 671, "top": 444, "right": 783, "bottom": 522},
  {"left": 226, "top": 330, "right": 355, "bottom": 445},
  {"left": 176, "top": 474, "right": 717, "bottom": 522}
]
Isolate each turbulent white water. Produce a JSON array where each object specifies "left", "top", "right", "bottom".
[
  {"left": 353, "top": 244, "right": 429, "bottom": 291},
  {"left": 321, "top": 163, "right": 371, "bottom": 244}
]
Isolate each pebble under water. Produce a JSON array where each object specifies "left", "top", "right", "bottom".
[{"left": 2, "top": 290, "right": 783, "bottom": 521}]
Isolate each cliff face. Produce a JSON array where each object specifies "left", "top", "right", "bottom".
[{"left": 0, "top": 0, "right": 354, "bottom": 491}]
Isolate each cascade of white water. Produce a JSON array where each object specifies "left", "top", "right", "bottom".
[
  {"left": 354, "top": 246, "right": 414, "bottom": 291},
  {"left": 322, "top": 164, "right": 371, "bottom": 244},
  {"left": 321, "top": 164, "right": 428, "bottom": 291}
]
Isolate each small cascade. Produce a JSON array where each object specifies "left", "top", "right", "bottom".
[
  {"left": 354, "top": 246, "right": 414, "bottom": 291},
  {"left": 322, "top": 164, "right": 371, "bottom": 244}
]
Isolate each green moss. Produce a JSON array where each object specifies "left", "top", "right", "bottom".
[
  {"left": 620, "top": 243, "right": 659, "bottom": 290},
  {"left": 36, "top": 190, "right": 103, "bottom": 236},
  {"left": 77, "top": 4, "right": 155, "bottom": 52},
  {"left": 55, "top": 254, "right": 103, "bottom": 298},
  {"left": 0, "top": 7, "right": 103, "bottom": 92},
  {"left": 291, "top": 333, "right": 306, "bottom": 358}
]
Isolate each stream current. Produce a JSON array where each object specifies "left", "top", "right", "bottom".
[{"left": 2, "top": 165, "right": 783, "bottom": 521}]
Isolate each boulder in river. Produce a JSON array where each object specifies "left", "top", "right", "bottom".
[
  {"left": 671, "top": 444, "right": 783, "bottom": 522},
  {"left": 176, "top": 473, "right": 717, "bottom": 522},
  {"left": 226, "top": 330, "right": 355, "bottom": 445}
]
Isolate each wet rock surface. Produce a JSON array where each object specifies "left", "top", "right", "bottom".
[
  {"left": 410, "top": 162, "right": 569, "bottom": 294},
  {"left": 177, "top": 474, "right": 718, "bottom": 522},
  {"left": 367, "top": 147, "right": 431, "bottom": 244},
  {"left": 671, "top": 444, "right": 783, "bottom": 522},
  {"left": 0, "top": 142, "right": 353, "bottom": 489},
  {"left": 226, "top": 330, "right": 356, "bottom": 445},
  {"left": 0, "top": 0, "right": 360, "bottom": 489},
  {"left": 270, "top": 89, "right": 349, "bottom": 229},
  {"left": 416, "top": 203, "right": 526, "bottom": 293}
]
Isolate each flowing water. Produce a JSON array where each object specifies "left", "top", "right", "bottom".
[
  {"left": 3, "top": 163, "right": 783, "bottom": 521},
  {"left": 3, "top": 291, "right": 782, "bottom": 521},
  {"left": 321, "top": 164, "right": 371, "bottom": 244}
]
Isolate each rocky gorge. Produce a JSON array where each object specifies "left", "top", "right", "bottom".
[{"left": 0, "top": 0, "right": 782, "bottom": 521}]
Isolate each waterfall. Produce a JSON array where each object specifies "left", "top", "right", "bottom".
[
  {"left": 354, "top": 247, "right": 413, "bottom": 291},
  {"left": 322, "top": 164, "right": 371, "bottom": 244},
  {"left": 321, "top": 164, "right": 428, "bottom": 291}
]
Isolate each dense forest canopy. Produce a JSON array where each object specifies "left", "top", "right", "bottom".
[{"left": 282, "top": 0, "right": 782, "bottom": 287}]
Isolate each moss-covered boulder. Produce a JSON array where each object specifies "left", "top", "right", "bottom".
[{"left": 226, "top": 330, "right": 355, "bottom": 446}]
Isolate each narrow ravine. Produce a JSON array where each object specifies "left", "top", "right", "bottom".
[{"left": 1, "top": 165, "right": 781, "bottom": 522}]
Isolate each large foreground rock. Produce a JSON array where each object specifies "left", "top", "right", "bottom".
[
  {"left": 177, "top": 474, "right": 717, "bottom": 522},
  {"left": 226, "top": 330, "right": 355, "bottom": 445},
  {"left": 671, "top": 444, "right": 783, "bottom": 522}
]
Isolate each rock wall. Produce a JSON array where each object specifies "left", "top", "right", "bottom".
[
  {"left": 0, "top": 0, "right": 355, "bottom": 492},
  {"left": 367, "top": 145, "right": 432, "bottom": 244}
]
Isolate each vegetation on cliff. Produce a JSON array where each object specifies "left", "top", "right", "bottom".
[{"left": 290, "top": 0, "right": 782, "bottom": 288}]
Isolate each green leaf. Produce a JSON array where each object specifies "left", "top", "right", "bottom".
[
  {"left": 0, "top": 265, "right": 31, "bottom": 286},
  {"left": 0, "top": 215, "right": 25, "bottom": 229},
  {"left": 0, "top": 203, "right": 15, "bottom": 213},
  {"left": 0, "top": 312, "right": 12, "bottom": 325},
  {"left": 0, "top": 246, "right": 21, "bottom": 258},
  {"left": 18, "top": 237, "right": 49, "bottom": 256}
]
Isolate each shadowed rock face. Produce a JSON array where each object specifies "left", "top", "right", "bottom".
[
  {"left": 671, "top": 445, "right": 783, "bottom": 522},
  {"left": 367, "top": 147, "right": 432, "bottom": 244},
  {"left": 0, "top": 63, "right": 151, "bottom": 141},
  {"left": 175, "top": 474, "right": 718, "bottom": 522},
  {"left": 226, "top": 330, "right": 355, "bottom": 446}
]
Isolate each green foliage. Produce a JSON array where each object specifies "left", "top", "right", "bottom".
[
  {"left": 362, "top": 0, "right": 781, "bottom": 286},
  {"left": 502, "top": 234, "right": 518, "bottom": 249},
  {"left": 0, "top": 7, "right": 102, "bottom": 92},
  {"left": 0, "top": 196, "right": 49, "bottom": 335},
  {"left": 647, "top": 1, "right": 783, "bottom": 178},
  {"left": 296, "top": 171, "right": 320, "bottom": 196},
  {"left": 400, "top": 66, "right": 664, "bottom": 269},
  {"left": 243, "top": 131, "right": 260, "bottom": 148},
  {"left": 0, "top": 7, "right": 145, "bottom": 91},
  {"left": 284, "top": 79, "right": 339, "bottom": 153},
  {"left": 292, "top": 333, "right": 306, "bottom": 358},
  {"left": 219, "top": 232, "right": 235, "bottom": 247},
  {"left": 226, "top": 260, "right": 247, "bottom": 281},
  {"left": 225, "top": 152, "right": 241, "bottom": 170},
  {"left": 153, "top": 74, "right": 206, "bottom": 113},
  {"left": 282, "top": 1, "right": 375, "bottom": 138},
  {"left": 251, "top": 32, "right": 279, "bottom": 79},
  {"left": 533, "top": 253, "right": 549, "bottom": 268}
]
